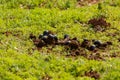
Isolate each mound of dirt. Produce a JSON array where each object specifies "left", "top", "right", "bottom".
[
  {"left": 29, "top": 30, "right": 113, "bottom": 60},
  {"left": 88, "top": 18, "right": 110, "bottom": 32}
]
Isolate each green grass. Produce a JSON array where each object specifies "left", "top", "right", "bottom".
[{"left": 0, "top": 0, "right": 120, "bottom": 80}]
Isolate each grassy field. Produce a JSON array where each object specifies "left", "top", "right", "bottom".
[{"left": 0, "top": 0, "right": 120, "bottom": 80}]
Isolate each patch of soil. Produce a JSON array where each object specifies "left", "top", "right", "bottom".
[
  {"left": 81, "top": 39, "right": 91, "bottom": 49},
  {"left": 66, "top": 48, "right": 87, "bottom": 57},
  {"left": 110, "top": 53, "right": 120, "bottom": 58},
  {"left": 66, "top": 49, "right": 105, "bottom": 61},
  {"left": 88, "top": 18, "right": 110, "bottom": 32},
  {"left": 88, "top": 52, "right": 105, "bottom": 60},
  {"left": 29, "top": 30, "right": 113, "bottom": 60},
  {"left": 85, "top": 70, "right": 100, "bottom": 79}
]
